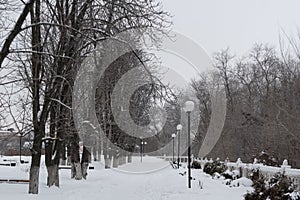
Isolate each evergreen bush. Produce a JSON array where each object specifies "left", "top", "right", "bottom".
[
  {"left": 245, "top": 173, "right": 300, "bottom": 200},
  {"left": 191, "top": 160, "right": 202, "bottom": 169},
  {"left": 203, "top": 160, "right": 227, "bottom": 176}
]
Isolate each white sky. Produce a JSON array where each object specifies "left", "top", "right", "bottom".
[
  {"left": 157, "top": 0, "right": 300, "bottom": 87},
  {"left": 162, "top": 0, "right": 300, "bottom": 55}
]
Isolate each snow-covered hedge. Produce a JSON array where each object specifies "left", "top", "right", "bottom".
[
  {"left": 203, "top": 160, "right": 227, "bottom": 176},
  {"left": 244, "top": 172, "right": 300, "bottom": 200},
  {"left": 191, "top": 160, "right": 202, "bottom": 169}
]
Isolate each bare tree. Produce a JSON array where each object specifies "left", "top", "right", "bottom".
[
  {"left": 192, "top": 42, "right": 300, "bottom": 166},
  {"left": 0, "top": 0, "right": 171, "bottom": 194}
]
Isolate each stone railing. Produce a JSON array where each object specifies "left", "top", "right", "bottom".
[
  {"left": 158, "top": 156, "right": 300, "bottom": 190},
  {"left": 157, "top": 155, "right": 194, "bottom": 163},
  {"left": 220, "top": 158, "right": 300, "bottom": 191}
]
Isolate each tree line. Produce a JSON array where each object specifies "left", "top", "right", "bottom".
[
  {"left": 192, "top": 40, "right": 300, "bottom": 168},
  {"left": 0, "top": 0, "right": 172, "bottom": 194}
]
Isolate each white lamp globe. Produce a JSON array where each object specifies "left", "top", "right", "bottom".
[
  {"left": 171, "top": 133, "right": 176, "bottom": 138},
  {"left": 176, "top": 124, "right": 183, "bottom": 130},
  {"left": 183, "top": 101, "right": 195, "bottom": 112}
]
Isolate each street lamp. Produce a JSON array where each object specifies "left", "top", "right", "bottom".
[
  {"left": 171, "top": 133, "right": 176, "bottom": 163},
  {"left": 17, "top": 132, "right": 24, "bottom": 164},
  {"left": 140, "top": 139, "right": 143, "bottom": 163},
  {"left": 143, "top": 141, "right": 147, "bottom": 157},
  {"left": 183, "top": 100, "right": 195, "bottom": 188},
  {"left": 140, "top": 140, "right": 147, "bottom": 163},
  {"left": 176, "top": 124, "right": 183, "bottom": 168}
]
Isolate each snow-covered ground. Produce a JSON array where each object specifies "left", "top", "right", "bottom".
[{"left": 0, "top": 156, "right": 251, "bottom": 200}]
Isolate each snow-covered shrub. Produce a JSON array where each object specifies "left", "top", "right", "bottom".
[
  {"left": 203, "top": 160, "right": 227, "bottom": 176},
  {"left": 244, "top": 172, "right": 300, "bottom": 200},
  {"left": 212, "top": 172, "right": 221, "bottom": 179},
  {"left": 223, "top": 179, "right": 232, "bottom": 185},
  {"left": 244, "top": 175, "right": 267, "bottom": 200},
  {"left": 290, "top": 192, "right": 300, "bottom": 200},
  {"left": 222, "top": 169, "right": 240, "bottom": 180},
  {"left": 254, "top": 151, "right": 279, "bottom": 167},
  {"left": 191, "top": 160, "right": 202, "bottom": 169},
  {"left": 249, "top": 168, "right": 260, "bottom": 181}
]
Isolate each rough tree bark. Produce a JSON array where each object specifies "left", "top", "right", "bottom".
[
  {"left": 103, "top": 141, "right": 112, "bottom": 169},
  {"left": 28, "top": 128, "right": 42, "bottom": 194},
  {"left": 70, "top": 139, "right": 82, "bottom": 180},
  {"left": 28, "top": 0, "right": 43, "bottom": 194},
  {"left": 127, "top": 152, "right": 133, "bottom": 163},
  {"left": 112, "top": 148, "right": 119, "bottom": 168},
  {"left": 81, "top": 146, "right": 91, "bottom": 179},
  {"left": 44, "top": 137, "right": 60, "bottom": 187}
]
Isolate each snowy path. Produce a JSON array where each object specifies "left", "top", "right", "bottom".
[{"left": 0, "top": 156, "right": 250, "bottom": 200}]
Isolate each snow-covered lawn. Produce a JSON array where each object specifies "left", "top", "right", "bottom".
[{"left": 0, "top": 156, "right": 251, "bottom": 200}]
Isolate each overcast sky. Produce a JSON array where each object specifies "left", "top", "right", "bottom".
[
  {"left": 162, "top": 0, "right": 300, "bottom": 55},
  {"left": 158, "top": 0, "right": 300, "bottom": 88}
]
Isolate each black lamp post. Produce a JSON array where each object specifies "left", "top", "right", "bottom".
[
  {"left": 140, "top": 140, "right": 147, "bottom": 163},
  {"left": 176, "top": 124, "right": 183, "bottom": 168},
  {"left": 184, "top": 100, "right": 194, "bottom": 188},
  {"left": 143, "top": 141, "right": 147, "bottom": 157},
  {"left": 17, "top": 132, "right": 23, "bottom": 164},
  {"left": 171, "top": 133, "right": 176, "bottom": 163},
  {"left": 140, "top": 139, "right": 143, "bottom": 163}
]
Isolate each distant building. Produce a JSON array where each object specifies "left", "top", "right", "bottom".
[{"left": 0, "top": 130, "right": 31, "bottom": 156}]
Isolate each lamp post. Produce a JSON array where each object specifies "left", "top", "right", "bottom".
[
  {"left": 143, "top": 141, "right": 147, "bottom": 157},
  {"left": 183, "top": 100, "right": 194, "bottom": 188},
  {"left": 140, "top": 139, "right": 143, "bottom": 163},
  {"left": 176, "top": 124, "right": 183, "bottom": 168},
  {"left": 171, "top": 133, "right": 176, "bottom": 163},
  {"left": 140, "top": 140, "right": 147, "bottom": 163},
  {"left": 17, "top": 132, "right": 23, "bottom": 164}
]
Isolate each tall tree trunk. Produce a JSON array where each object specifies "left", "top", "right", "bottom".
[
  {"left": 103, "top": 142, "right": 112, "bottom": 169},
  {"left": 81, "top": 146, "right": 91, "bottom": 179},
  {"left": 45, "top": 137, "right": 61, "bottom": 187},
  {"left": 91, "top": 135, "right": 98, "bottom": 161},
  {"left": 127, "top": 152, "right": 133, "bottom": 163},
  {"left": 28, "top": 0, "right": 42, "bottom": 194},
  {"left": 45, "top": 139, "right": 53, "bottom": 186},
  {"left": 60, "top": 142, "right": 67, "bottom": 165},
  {"left": 92, "top": 146, "right": 97, "bottom": 161},
  {"left": 97, "top": 138, "right": 102, "bottom": 161},
  {"left": 119, "top": 150, "right": 126, "bottom": 165},
  {"left": 112, "top": 148, "right": 119, "bottom": 168},
  {"left": 70, "top": 139, "right": 82, "bottom": 180},
  {"left": 45, "top": 108, "right": 61, "bottom": 187},
  {"left": 28, "top": 129, "right": 42, "bottom": 194}
]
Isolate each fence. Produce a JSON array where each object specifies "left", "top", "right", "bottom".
[
  {"left": 158, "top": 156, "right": 300, "bottom": 191},
  {"left": 157, "top": 155, "right": 195, "bottom": 163},
  {"left": 225, "top": 160, "right": 300, "bottom": 191}
]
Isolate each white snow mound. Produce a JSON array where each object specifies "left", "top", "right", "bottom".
[{"left": 231, "top": 177, "right": 253, "bottom": 187}]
